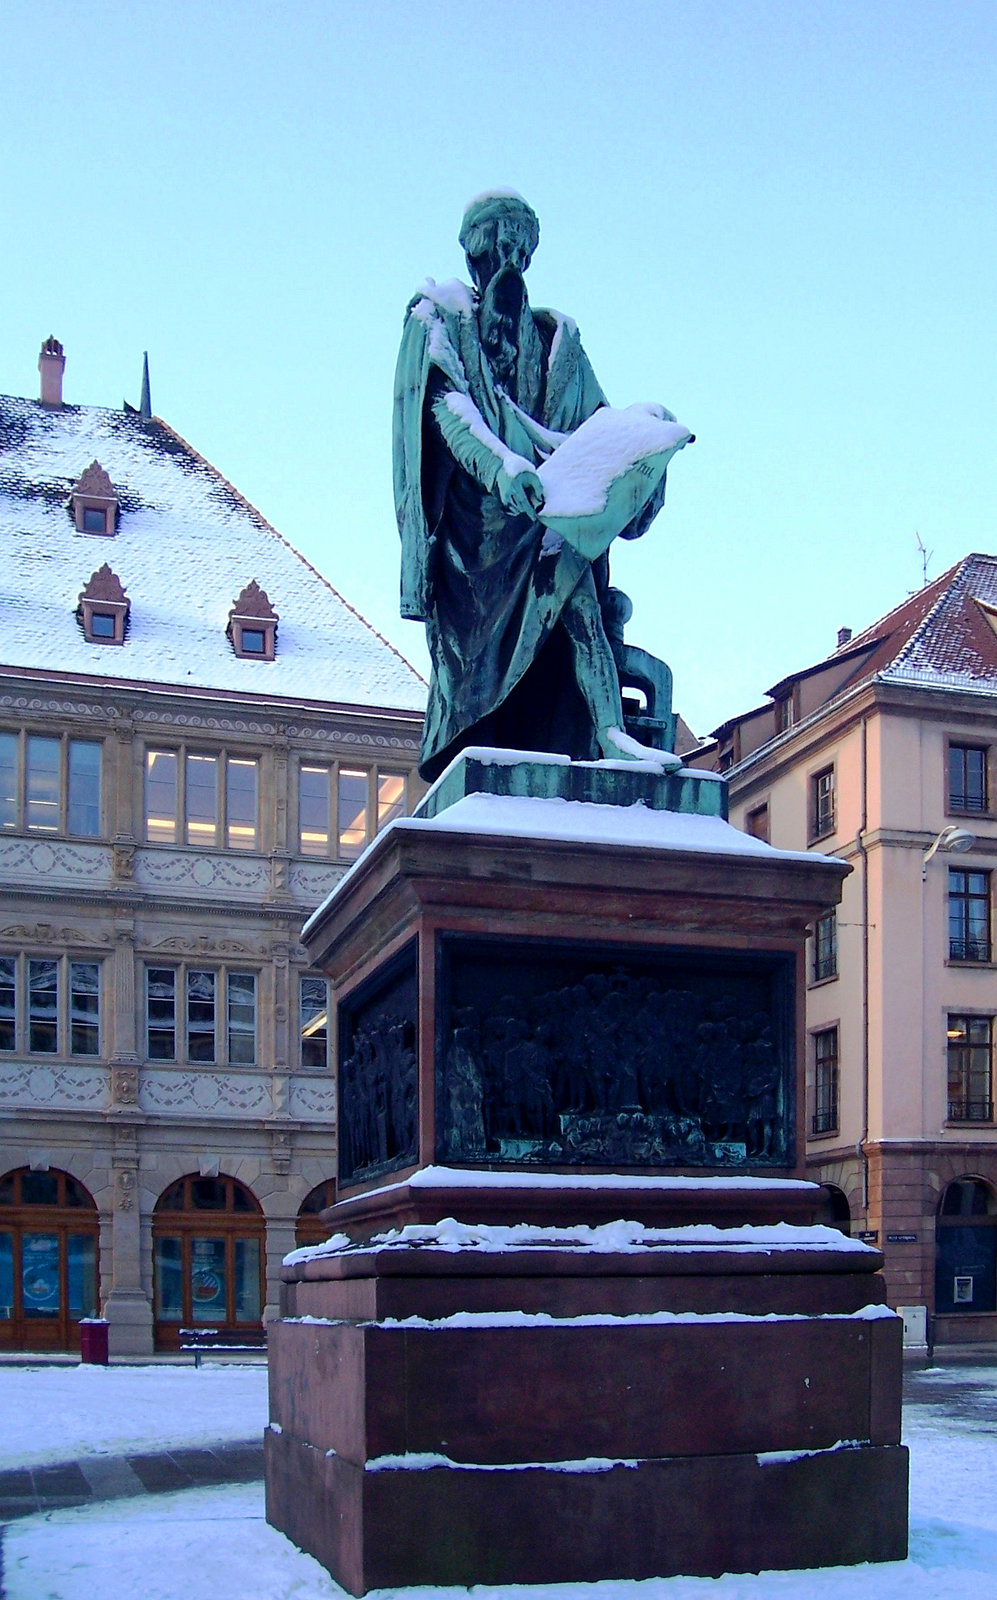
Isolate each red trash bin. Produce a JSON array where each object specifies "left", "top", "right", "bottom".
[{"left": 79, "top": 1317, "right": 109, "bottom": 1364}]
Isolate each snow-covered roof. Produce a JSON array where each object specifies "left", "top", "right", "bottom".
[{"left": 0, "top": 394, "right": 427, "bottom": 713}]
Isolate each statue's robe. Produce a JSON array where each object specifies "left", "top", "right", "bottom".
[{"left": 394, "top": 278, "right": 649, "bottom": 783}]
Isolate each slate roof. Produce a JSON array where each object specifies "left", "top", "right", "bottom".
[{"left": 0, "top": 395, "right": 426, "bottom": 713}]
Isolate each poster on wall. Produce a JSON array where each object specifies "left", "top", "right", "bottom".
[
  {"left": 22, "top": 1233, "right": 60, "bottom": 1317},
  {"left": 191, "top": 1237, "right": 226, "bottom": 1323}
]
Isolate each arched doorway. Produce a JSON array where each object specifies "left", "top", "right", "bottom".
[
  {"left": 936, "top": 1177, "right": 997, "bottom": 1315},
  {"left": 0, "top": 1168, "right": 99, "bottom": 1352},
  {"left": 815, "top": 1183, "right": 851, "bottom": 1236},
  {"left": 295, "top": 1179, "right": 337, "bottom": 1247},
  {"left": 152, "top": 1174, "right": 265, "bottom": 1351}
]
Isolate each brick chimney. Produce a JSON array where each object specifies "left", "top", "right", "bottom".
[{"left": 39, "top": 336, "right": 65, "bottom": 406}]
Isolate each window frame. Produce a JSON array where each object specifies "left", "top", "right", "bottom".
[
  {"left": 0, "top": 954, "right": 102, "bottom": 1058},
  {"left": 296, "top": 760, "right": 409, "bottom": 862},
  {"left": 948, "top": 741, "right": 990, "bottom": 817},
  {"left": 144, "top": 962, "right": 259, "bottom": 1067},
  {"left": 811, "top": 909, "right": 838, "bottom": 985},
  {"left": 948, "top": 867, "right": 992, "bottom": 963},
  {"left": 811, "top": 1025, "right": 839, "bottom": 1138},
  {"left": 946, "top": 1013, "right": 994, "bottom": 1123},
  {"left": 809, "top": 766, "right": 836, "bottom": 842},
  {"left": 299, "top": 974, "right": 330, "bottom": 1070},
  {"left": 745, "top": 803, "right": 769, "bottom": 843},
  {"left": 143, "top": 744, "right": 261, "bottom": 852},
  {"left": 0, "top": 731, "right": 103, "bottom": 839}
]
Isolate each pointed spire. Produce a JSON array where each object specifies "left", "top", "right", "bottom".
[{"left": 139, "top": 352, "right": 152, "bottom": 418}]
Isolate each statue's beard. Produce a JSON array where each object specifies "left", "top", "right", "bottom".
[{"left": 478, "top": 264, "right": 542, "bottom": 414}]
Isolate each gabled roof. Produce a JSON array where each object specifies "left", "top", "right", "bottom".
[
  {"left": 0, "top": 395, "right": 426, "bottom": 713},
  {"left": 712, "top": 554, "right": 997, "bottom": 755}
]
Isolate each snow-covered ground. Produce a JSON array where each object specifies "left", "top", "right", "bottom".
[
  {"left": 5, "top": 1360, "right": 997, "bottom": 1599},
  {"left": 0, "top": 1362, "right": 269, "bottom": 1467}
]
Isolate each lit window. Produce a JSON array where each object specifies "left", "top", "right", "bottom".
[
  {"left": 299, "top": 765, "right": 331, "bottom": 856},
  {"left": 145, "top": 748, "right": 258, "bottom": 850},
  {"left": 297, "top": 763, "right": 407, "bottom": 859},
  {"left": 226, "top": 760, "right": 258, "bottom": 850},
  {"left": 0, "top": 735, "right": 16, "bottom": 829},
  {"left": 300, "top": 975, "right": 329, "bottom": 1069},
  {"left": 947, "top": 1015, "right": 993, "bottom": 1122},
  {"left": 949, "top": 744, "right": 988, "bottom": 815},
  {"left": 26, "top": 737, "right": 60, "bottom": 833},
  {"left": 145, "top": 751, "right": 179, "bottom": 844},
  {"left": 810, "top": 767, "right": 835, "bottom": 841},
  {"left": 377, "top": 772, "right": 407, "bottom": 830},
  {"left": 338, "top": 769, "right": 368, "bottom": 860},
  {"left": 949, "top": 868, "right": 991, "bottom": 962},
  {"left": 812, "top": 1027, "right": 839, "bottom": 1137},
  {"left": 0, "top": 734, "right": 101, "bottom": 837},
  {"left": 812, "top": 911, "right": 837, "bottom": 983},
  {"left": 185, "top": 754, "right": 219, "bottom": 847}
]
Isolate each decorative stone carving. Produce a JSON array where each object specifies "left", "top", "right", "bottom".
[
  {"left": 150, "top": 934, "right": 255, "bottom": 956},
  {"left": 111, "top": 1066, "right": 139, "bottom": 1106},
  {"left": 284, "top": 724, "right": 419, "bottom": 751},
  {"left": 139, "top": 1070, "right": 273, "bottom": 1116},
  {"left": 288, "top": 1080, "right": 336, "bottom": 1120},
  {"left": 116, "top": 1168, "right": 136, "bottom": 1211},
  {"left": 270, "top": 1129, "right": 292, "bottom": 1174},
  {"left": 135, "top": 851, "right": 269, "bottom": 893},
  {"left": 289, "top": 862, "right": 345, "bottom": 901},
  {"left": 0, "top": 1063, "right": 109, "bottom": 1110},
  {"left": 0, "top": 840, "right": 110, "bottom": 883},
  {"left": 0, "top": 921, "right": 111, "bottom": 946},
  {"left": 112, "top": 843, "right": 136, "bottom": 880}
]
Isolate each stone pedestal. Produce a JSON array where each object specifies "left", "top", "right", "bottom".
[{"left": 267, "top": 754, "right": 908, "bottom": 1589}]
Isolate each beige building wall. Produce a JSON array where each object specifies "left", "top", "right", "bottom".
[
  {"left": 0, "top": 675, "right": 423, "bottom": 1355},
  {"left": 727, "top": 681, "right": 997, "bottom": 1341}
]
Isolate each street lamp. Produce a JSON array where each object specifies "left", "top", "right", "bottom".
[{"left": 922, "top": 824, "right": 976, "bottom": 881}]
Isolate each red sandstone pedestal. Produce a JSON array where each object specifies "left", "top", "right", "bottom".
[{"left": 265, "top": 768, "right": 907, "bottom": 1590}]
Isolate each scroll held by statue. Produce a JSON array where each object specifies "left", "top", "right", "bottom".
[{"left": 536, "top": 403, "right": 694, "bottom": 561}]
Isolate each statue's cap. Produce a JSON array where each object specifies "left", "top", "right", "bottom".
[{"left": 459, "top": 190, "right": 539, "bottom": 254}]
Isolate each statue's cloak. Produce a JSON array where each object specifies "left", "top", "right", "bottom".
[{"left": 393, "top": 278, "right": 617, "bottom": 781}]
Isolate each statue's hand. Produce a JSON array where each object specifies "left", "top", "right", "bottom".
[{"left": 496, "top": 464, "right": 545, "bottom": 518}]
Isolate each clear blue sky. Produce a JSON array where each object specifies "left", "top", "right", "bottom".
[{"left": 3, "top": 1, "right": 994, "bottom": 736}]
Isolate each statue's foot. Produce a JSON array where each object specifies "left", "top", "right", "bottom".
[{"left": 601, "top": 725, "right": 684, "bottom": 773}]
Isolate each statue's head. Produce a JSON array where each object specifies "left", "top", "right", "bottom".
[{"left": 459, "top": 191, "right": 539, "bottom": 293}]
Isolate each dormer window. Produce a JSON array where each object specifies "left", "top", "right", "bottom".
[
  {"left": 227, "top": 580, "right": 278, "bottom": 661},
  {"left": 71, "top": 461, "right": 118, "bottom": 536},
  {"left": 78, "top": 565, "right": 129, "bottom": 645}
]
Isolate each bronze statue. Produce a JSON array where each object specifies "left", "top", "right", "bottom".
[{"left": 393, "top": 191, "right": 692, "bottom": 782}]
